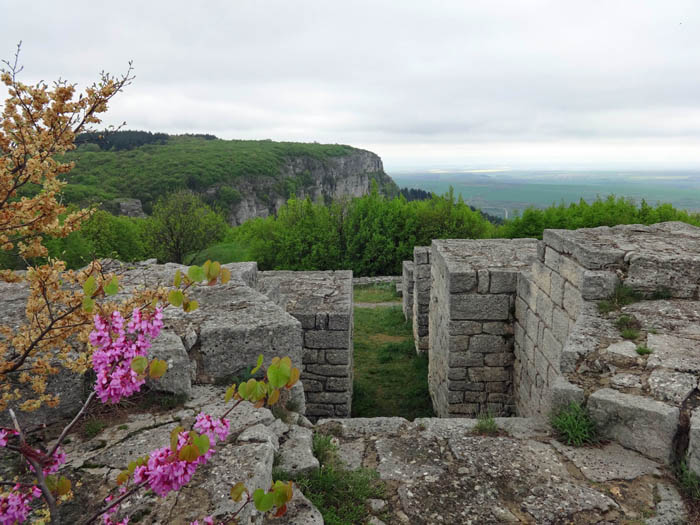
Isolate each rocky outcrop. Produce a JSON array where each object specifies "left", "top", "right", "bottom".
[{"left": 223, "top": 149, "right": 397, "bottom": 225}]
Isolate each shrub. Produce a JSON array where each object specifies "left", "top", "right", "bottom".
[
  {"left": 636, "top": 345, "right": 653, "bottom": 356},
  {"left": 473, "top": 412, "right": 499, "bottom": 435},
  {"left": 551, "top": 402, "right": 598, "bottom": 447}
]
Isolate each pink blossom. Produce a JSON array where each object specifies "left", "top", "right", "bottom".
[
  {"left": 132, "top": 425, "right": 223, "bottom": 498},
  {"left": 27, "top": 446, "right": 66, "bottom": 476},
  {"left": 0, "top": 429, "right": 17, "bottom": 448},
  {"left": 190, "top": 518, "right": 214, "bottom": 525},
  {"left": 0, "top": 484, "right": 41, "bottom": 525},
  {"left": 89, "top": 308, "right": 163, "bottom": 404},
  {"left": 194, "top": 413, "right": 230, "bottom": 444}
]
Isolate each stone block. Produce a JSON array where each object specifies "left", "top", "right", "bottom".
[
  {"left": 305, "top": 330, "right": 349, "bottom": 349},
  {"left": 468, "top": 367, "right": 509, "bottom": 382},
  {"left": 305, "top": 404, "right": 336, "bottom": 417},
  {"left": 450, "top": 294, "right": 510, "bottom": 321},
  {"left": 449, "top": 270, "right": 477, "bottom": 293},
  {"left": 484, "top": 353, "right": 515, "bottom": 366},
  {"left": 536, "top": 291, "right": 554, "bottom": 327},
  {"left": 550, "top": 377, "right": 584, "bottom": 412},
  {"left": 414, "top": 246, "right": 430, "bottom": 265},
  {"left": 315, "top": 313, "right": 329, "bottom": 330},
  {"left": 551, "top": 307, "right": 570, "bottom": 344},
  {"left": 305, "top": 364, "right": 348, "bottom": 377},
  {"left": 482, "top": 322, "right": 511, "bottom": 335},
  {"left": 147, "top": 330, "right": 192, "bottom": 397},
  {"left": 328, "top": 313, "right": 351, "bottom": 331},
  {"left": 544, "top": 247, "right": 561, "bottom": 272},
  {"left": 563, "top": 282, "right": 582, "bottom": 319},
  {"left": 306, "top": 391, "right": 349, "bottom": 404},
  {"left": 448, "top": 391, "right": 464, "bottom": 403},
  {"left": 580, "top": 271, "right": 619, "bottom": 300},
  {"left": 477, "top": 269, "right": 490, "bottom": 293},
  {"left": 517, "top": 273, "right": 535, "bottom": 309},
  {"left": 550, "top": 271, "right": 565, "bottom": 307},
  {"left": 688, "top": 408, "right": 700, "bottom": 477},
  {"left": 326, "top": 377, "right": 351, "bottom": 392},
  {"left": 489, "top": 269, "right": 518, "bottom": 293},
  {"left": 486, "top": 381, "right": 508, "bottom": 393},
  {"left": 448, "top": 320, "right": 482, "bottom": 335},
  {"left": 464, "top": 391, "right": 488, "bottom": 403},
  {"left": 448, "top": 368, "right": 467, "bottom": 380},
  {"left": 469, "top": 334, "right": 510, "bottom": 354},
  {"left": 532, "top": 262, "right": 551, "bottom": 296},
  {"left": 303, "top": 348, "right": 319, "bottom": 364},
  {"left": 325, "top": 349, "right": 350, "bottom": 365},
  {"left": 448, "top": 352, "right": 484, "bottom": 367},
  {"left": 559, "top": 256, "right": 584, "bottom": 288},
  {"left": 588, "top": 388, "right": 679, "bottom": 464}
]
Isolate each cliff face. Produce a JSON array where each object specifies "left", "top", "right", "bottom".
[{"left": 222, "top": 149, "right": 397, "bottom": 225}]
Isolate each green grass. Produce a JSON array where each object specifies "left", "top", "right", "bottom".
[
  {"left": 274, "top": 431, "right": 385, "bottom": 525},
  {"left": 598, "top": 284, "right": 642, "bottom": 314},
  {"left": 473, "top": 412, "right": 499, "bottom": 435},
  {"left": 83, "top": 419, "right": 107, "bottom": 439},
  {"left": 312, "top": 433, "right": 339, "bottom": 467},
  {"left": 189, "top": 240, "right": 252, "bottom": 265},
  {"left": 352, "top": 306, "right": 434, "bottom": 419},
  {"left": 636, "top": 345, "right": 653, "bottom": 356},
  {"left": 621, "top": 328, "right": 640, "bottom": 340},
  {"left": 353, "top": 283, "right": 401, "bottom": 303},
  {"left": 677, "top": 460, "right": 700, "bottom": 501},
  {"left": 551, "top": 402, "right": 598, "bottom": 447}
]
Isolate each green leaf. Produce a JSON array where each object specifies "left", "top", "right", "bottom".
[
  {"left": 178, "top": 444, "right": 200, "bottom": 462},
  {"left": 82, "top": 275, "right": 97, "bottom": 296},
  {"left": 148, "top": 359, "right": 168, "bottom": 379},
  {"left": 116, "top": 471, "right": 129, "bottom": 486},
  {"left": 187, "top": 265, "right": 206, "bottom": 283},
  {"left": 174, "top": 269, "right": 182, "bottom": 288},
  {"left": 251, "top": 354, "right": 264, "bottom": 375},
  {"left": 130, "top": 356, "right": 148, "bottom": 374},
  {"left": 127, "top": 461, "right": 137, "bottom": 475},
  {"left": 225, "top": 384, "right": 237, "bottom": 403},
  {"left": 45, "top": 475, "right": 57, "bottom": 492},
  {"left": 230, "top": 482, "right": 246, "bottom": 502},
  {"left": 286, "top": 367, "right": 300, "bottom": 388},
  {"left": 170, "top": 426, "right": 184, "bottom": 451},
  {"left": 272, "top": 485, "right": 288, "bottom": 507},
  {"left": 253, "top": 489, "right": 274, "bottom": 512},
  {"left": 168, "top": 289, "right": 184, "bottom": 307},
  {"left": 267, "top": 359, "right": 291, "bottom": 389},
  {"left": 238, "top": 382, "right": 249, "bottom": 400},
  {"left": 207, "top": 261, "right": 221, "bottom": 280},
  {"left": 82, "top": 296, "right": 94, "bottom": 313},
  {"left": 220, "top": 267, "right": 231, "bottom": 284},
  {"left": 57, "top": 477, "right": 71, "bottom": 496},
  {"left": 193, "top": 433, "right": 210, "bottom": 455},
  {"left": 104, "top": 276, "right": 119, "bottom": 296},
  {"left": 183, "top": 299, "right": 199, "bottom": 312}
]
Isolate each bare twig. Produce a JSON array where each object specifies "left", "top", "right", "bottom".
[{"left": 48, "top": 390, "right": 95, "bottom": 457}]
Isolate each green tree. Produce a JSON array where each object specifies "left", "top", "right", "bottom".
[{"left": 143, "top": 190, "right": 228, "bottom": 263}]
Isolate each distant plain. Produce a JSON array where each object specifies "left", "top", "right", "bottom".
[{"left": 392, "top": 171, "right": 700, "bottom": 218}]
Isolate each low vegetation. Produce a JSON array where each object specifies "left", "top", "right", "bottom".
[
  {"left": 275, "top": 432, "right": 385, "bottom": 525},
  {"left": 551, "top": 402, "right": 598, "bottom": 447},
  {"left": 598, "top": 284, "right": 643, "bottom": 314},
  {"left": 636, "top": 345, "right": 653, "bottom": 356},
  {"left": 473, "top": 412, "right": 500, "bottom": 436},
  {"left": 353, "top": 282, "right": 401, "bottom": 303},
  {"left": 352, "top": 305, "right": 434, "bottom": 419}
]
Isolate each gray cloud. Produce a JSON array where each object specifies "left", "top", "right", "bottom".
[{"left": 2, "top": 0, "right": 700, "bottom": 169}]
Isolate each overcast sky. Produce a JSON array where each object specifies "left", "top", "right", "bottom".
[{"left": 2, "top": 1, "right": 700, "bottom": 172}]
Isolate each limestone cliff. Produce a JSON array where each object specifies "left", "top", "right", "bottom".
[{"left": 214, "top": 149, "right": 397, "bottom": 225}]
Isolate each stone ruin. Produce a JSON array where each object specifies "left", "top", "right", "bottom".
[
  {"left": 402, "top": 221, "right": 700, "bottom": 469},
  {"left": 3, "top": 220, "right": 700, "bottom": 523}
]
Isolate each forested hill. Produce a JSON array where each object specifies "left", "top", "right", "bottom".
[{"left": 59, "top": 131, "right": 399, "bottom": 224}]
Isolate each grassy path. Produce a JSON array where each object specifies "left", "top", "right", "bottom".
[{"left": 352, "top": 304, "right": 434, "bottom": 419}]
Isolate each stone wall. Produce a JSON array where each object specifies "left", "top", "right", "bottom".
[
  {"left": 258, "top": 270, "right": 354, "bottom": 421},
  {"left": 401, "top": 261, "right": 414, "bottom": 321},
  {"left": 513, "top": 239, "right": 617, "bottom": 417},
  {"left": 412, "top": 246, "right": 431, "bottom": 354},
  {"left": 428, "top": 239, "right": 537, "bottom": 417}
]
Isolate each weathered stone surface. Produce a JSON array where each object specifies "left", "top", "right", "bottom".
[
  {"left": 646, "top": 333, "right": 700, "bottom": 372},
  {"left": 646, "top": 483, "right": 688, "bottom": 525},
  {"left": 588, "top": 388, "right": 679, "bottom": 463},
  {"left": 611, "top": 373, "right": 642, "bottom": 389},
  {"left": 336, "top": 438, "right": 365, "bottom": 470},
  {"left": 146, "top": 329, "right": 192, "bottom": 397},
  {"left": 375, "top": 435, "right": 445, "bottom": 482},
  {"left": 263, "top": 489, "right": 323, "bottom": 525},
  {"left": 550, "top": 377, "right": 584, "bottom": 411},
  {"left": 687, "top": 407, "right": 700, "bottom": 477},
  {"left": 277, "top": 425, "right": 319, "bottom": 478},
  {"left": 648, "top": 369, "right": 698, "bottom": 405},
  {"left": 238, "top": 423, "right": 280, "bottom": 452},
  {"left": 551, "top": 441, "right": 661, "bottom": 482},
  {"left": 316, "top": 417, "right": 409, "bottom": 438},
  {"left": 604, "top": 340, "right": 639, "bottom": 361}
]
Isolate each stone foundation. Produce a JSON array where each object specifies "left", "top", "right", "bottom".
[
  {"left": 258, "top": 271, "right": 354, "bottom": 420},
  {"left": 401, "top": 261, "right": 414, "bottom": 321},
  {"left": 412, "top": 246, "right": 430, "bottom": 354},
  {"left": 428, "top": 239, "right": 537, "bottom": 417}
]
